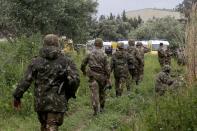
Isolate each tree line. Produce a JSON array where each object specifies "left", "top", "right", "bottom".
[
  {"left": 0, "top": 0, "right": 189, "bottom": 47},
  {"left": 90, "top": 10, "right": 143, "bottom": 41}
]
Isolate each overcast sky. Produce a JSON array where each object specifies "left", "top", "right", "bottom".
[{"left": 97, "top": 0, "right": 183, "bottom": 16}]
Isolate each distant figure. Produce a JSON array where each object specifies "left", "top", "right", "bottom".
[
  {"left": 155, "top": 65, "right": 174, "bottom": 95},
  {"left": 81, "top": 38, "right": 111, "bottom": 115},
  {"left": 164, "top": 46, "right": 173, "bottom": 66},
  {"left": 13, "top": 34, "right": 80, "bottom": 131},
  {"left": 158, "top": 43, "right": 166, "bottom": 67},
  {"left": 127, "top": 39, "right": 142, "bottom": 87},
  {"left": 177, "top": 47, "right": 186, "bottom": 65},
  {"left": 136, "top": 42, "right": 151, "bottom": 81},
  {"left": 111, "top": 42, "right": 129, "bottom": 96}
]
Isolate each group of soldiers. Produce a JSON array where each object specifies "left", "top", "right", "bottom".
[
  {"left": 81, "top": 38, "right": 150, "bottom": 116},
  {"left": 155, "top": 43, "right": 186, "bottom": 96},
  {"left": 12, "top": 34, "right": 183, "bottom": 131}
]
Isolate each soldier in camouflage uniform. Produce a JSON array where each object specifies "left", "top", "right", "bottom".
[
  {"left": 13, "top": 34, "right": 80, "bottom": 131},
  {"left": 136, "top": 42, "right": 150, "bottom": 81},
  {"left": 127, "top": 39, "right": 142, "bottom": 86},
  {"left": 164, "top": 46, "right": 173, "bottom": 66},
  {"left": 111, "top": 42, "right": 129, "bottom": 96},
  {"left": 81, "top": 38, "right": 110, "bottom": 115},
  {"left": 177, "top": 48, "right": 186, "bottom": 65},
  {"left": 155, "top": 65, "right": 174, "bottom": 95},
  {"left": 158, "top": 43, "right": 166, "bottom": 67}
]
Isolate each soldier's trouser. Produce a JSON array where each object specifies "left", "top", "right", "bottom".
[
  {"left": 37, "top": 112, "right": 64, "bottom": 131},
  {"left": 128, "top": 68, "right": 139, "bottom": 86},
  {"left": 115, "top": 77, "right": 126, "bottom": 96},
  {"left": 138, "top": 64, "right": 144, "bottom": 81},
  {"left": 89, "top": 79, "right": 106, "bottom": 115}
]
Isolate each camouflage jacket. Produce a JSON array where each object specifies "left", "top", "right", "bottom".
[
  {"left": 137, "top": 46, "right": 150, "bottom": 65},
  {"left": 81, "top": 49, "right": 110, "bottom": 84},
  {"left": 127, "top": 46, "right": 142, "bottom": 69},
  {"left": 155, "top": 71, "right": 174, "bottom": 92},
  {"left": 165, "top": 49, "right": 173, "bottom": 64},
  {"left": 13, "top": 46, "right": 80, "bottom": 113},
  {"left": 158, "top": 47, "right": 165, "bottom": 59},
  {"left": 111, "top": 50, "right": 129, "bottom": 79},
  {"left": 177, "top": 49, "right": 186, "bottom": 65}
]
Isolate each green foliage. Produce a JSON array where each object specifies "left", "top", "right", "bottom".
[
  {"left": 0, "top": 0, "right": 97, "bottom": 43},
  {"left": 129, "top": 17, "right": 185, "bottom": 48},
  {"left": 145, "top": 87, "right": 197, "bottom": 131},
  {"left": 0, "top": 37, "right": 196, "bottom": 131},
  {"left": 91, "top": 11, "right": 142, "bottom": 41},
  {"left": 175, "top": 0, "right": 197, "bottom": 17}
]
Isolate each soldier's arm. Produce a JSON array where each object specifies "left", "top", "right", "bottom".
[
  {"left": 158, "top": 49, "right": 164, "bottom": 56},
  {"left": 143, "top": 46, "right": 151, "bottom": 53},
  {"left": 166, "top": 77, "right": 174, "bottom": 85},
  {"left": 135, "top": 50, "right": 143, "bottom": 65},
  {"left": 159, "top": 73, "right": 174, "bottom": 86},
  {"left": 66, "top": 58, "right": 80, "bottom": 99},
  {"left": 80, "top": 54, "right": 89, "bottom": 74},
  {"left": 67, "top": 58, "right": 80, "bottom": 82},
  {"left": 13, "top": 63, "right": 34, "bottom": 100}
]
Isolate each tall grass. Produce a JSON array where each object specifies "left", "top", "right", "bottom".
[{"left": 0, "top": 39, "right": 196, "bottom": 131}]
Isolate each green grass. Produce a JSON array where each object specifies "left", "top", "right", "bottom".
[{"left": 0, "top": 41, "right": 196, "bottom": 131}]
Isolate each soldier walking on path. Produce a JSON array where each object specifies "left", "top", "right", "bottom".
[
  {"left": 81, "top": 38, "right": 111, "bottom": 115},
  {"left": 127, "top": 39, "right": 142, "bottom": 88},
  {"left": 13, "top": 34, "right": 80, "bottom": 131},
  {"left": 158, "top": 43, "right": 166, "bottom": 67},
  {"left": 136, "top": 42, "right": 150, "bottom": 81},
  {"left": 155, "top": 65, "right": 174, "bottom": 95},
  {"left": 111, "top": 42, "right": 129, "bottom": 96}
]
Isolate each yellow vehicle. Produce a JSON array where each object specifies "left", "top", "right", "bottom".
[{"left": 61, "top": 36, "right": 75, "bottom": 53}]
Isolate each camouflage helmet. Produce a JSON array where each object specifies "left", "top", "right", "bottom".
[
  {"left": 136, "top": 42, "right": 142, "bottom": 47},
  {"left": 128, "top": 39, "right": 135, "bottom": 46},
  {"left": 94, "top": 38, "right": 103, "bottom": 47},
  {"left": 117, "top": 42, "right": 124, "bottom": 49},
  {"left": 162, "top": 65, "right": 171, "bottom": 72},
  {"left": 43, "top": 34, "right": 59, "bottom": 47}
]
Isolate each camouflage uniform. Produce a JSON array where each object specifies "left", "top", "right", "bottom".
[
  {"left": 158, "top": 44, "right": 166, "bottom": 67},
  {"left": 155, "top": 65, "right": 174, "bottom": 95},
  {"left": 177, "top": 48, "right": 186, "bottom": 65},
  {"left": 127, "top": 39, "right": 142, "bottom": 86},
  {"left": 81, "top": 38, "right": 110, "bottom": 115},
  {"left": 136, "top": 42, "right": 150, "bottom": 81},
  {"left": 13, "top": 34, "right": 80, "bottom": 131},
  {"left": 111, "top": 42, "right": 129, "bottom": 96},
  {"left": 164, "top": 47, "right": 173, "bottom": 66}
]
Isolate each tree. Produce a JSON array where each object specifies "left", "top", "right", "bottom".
[
  {"left": 116, "top": 15, "right": 121, "bottom": 21},
  {"left": 0, "top": 0, "right": 16, "bottom": 40},
  {"left": 99, "top": 15, "right": 106, "bottom": 21},
  {"left": 109, "top": 13, "right": 115, "bottom": 20},
  {"left": 121, "top": 10, "right": 128, "bottom": 22},
  {"left": 0, "top": 0, "right": 98, "bottom": 43},
  {"left": 129, "top": 17, "right": 185, "bottom": 48},
  {"left": 175, "top": 0, "right": 197, "bottom": 17},
  {"left": 97, "top": 20, "right": 120, "bottom": 41}
]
